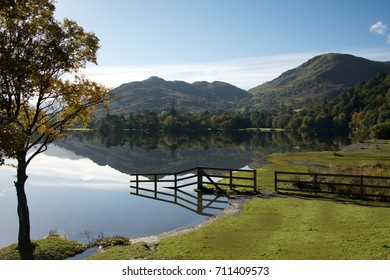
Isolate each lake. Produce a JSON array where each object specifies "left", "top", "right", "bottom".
[{"left": 0, "top": 131, "right": 349, "bottom": 248}]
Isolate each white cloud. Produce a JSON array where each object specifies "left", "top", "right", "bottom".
[
  {"left": 79, "top": 49, "right": 390, "bottom": 90},
  {"left": 25, "top": 146, "right": 130, "bottom": 191},
  {"left": 81, "top": 52, "right": 320, "bottom": 90},
  {"left": 369, "top": 21, "right": 390, "bottom": 44},
  {"left": 370, "top": 21, "right": 388, "bottom": 35}
]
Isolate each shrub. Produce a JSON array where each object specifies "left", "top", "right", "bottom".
[{"left": 371, "top": 121, "right": 390, "bottom": 139}]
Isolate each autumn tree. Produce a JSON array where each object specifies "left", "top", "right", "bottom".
[{"left": 0, "top": 0, "right": 110, "bottom": 259}]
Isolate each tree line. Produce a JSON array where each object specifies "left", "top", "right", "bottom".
[{"left": 90, "top": 73, "right": 390, "bottom": 139}]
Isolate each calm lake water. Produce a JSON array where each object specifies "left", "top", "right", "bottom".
[{"left": 0, "top": 131, "right": 349, "bottom": 248}]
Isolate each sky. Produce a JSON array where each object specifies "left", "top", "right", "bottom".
[{"left": 54, "top": 0, "right": 390, "bottom": 90}]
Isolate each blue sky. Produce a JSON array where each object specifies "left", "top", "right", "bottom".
[{"left": 55, "top": 0, "right": 390, "bottom": 89}]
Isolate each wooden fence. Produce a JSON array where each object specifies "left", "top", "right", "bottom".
[
  {"left": 130, "top": 167, "right": 257, "bottom": 192},
  {"left": 130, "top": 167, "right": 256, "bottom": 216},
  {"left": 274, "top": 171, "right": 390, "bottom": 200}
]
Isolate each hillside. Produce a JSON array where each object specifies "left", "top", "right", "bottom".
[
  {"left": 98, "top": 53, "right": 390, "bottom": 115},
  {"left": 103, "top": 76, "right": 251, "bottom": 115},
  {"left": 249, "top": 53, "right": 390, "bottom": 109}
]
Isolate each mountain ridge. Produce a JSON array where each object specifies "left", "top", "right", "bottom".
[
  {"left": 249, "top": 53, "right": 390, "bottom": 109},
  {"left": 101, "top": 53, "right": 390, "bottom": 115},
  {"left": 105, "top": 76, "right": 251, "bottom": 115}
]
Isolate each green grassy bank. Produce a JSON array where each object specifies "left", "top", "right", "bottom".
[
  {"left": 155, "top": 198, "right": 390, "bottom": 259},
  {"left": 0, "top": 233, "right": 86, "bottom": 260}
]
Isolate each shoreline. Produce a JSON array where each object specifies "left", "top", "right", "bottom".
[
  {"left": 129, "top": 190, "right": 277, "bottom": 245},
  {"left": 129, "top": 195, "right": 251, "bottom": 245}
]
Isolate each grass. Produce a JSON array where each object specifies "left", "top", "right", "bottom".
[
  {"left": 86, "top": 242, "right": 157, "bottom": 260},
  {"left": 156, "top": 198, "right": 390, "bottom": 259},
  {"left": 0, "top": 233, "right": 86, "bottom": 260},
  {"left": 0, "top": 234, "right": 134, "bottom": 260}
]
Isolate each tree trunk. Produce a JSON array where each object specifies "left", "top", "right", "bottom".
[{"left": 15, "top": 156, "right": 34, "bottom": 260}]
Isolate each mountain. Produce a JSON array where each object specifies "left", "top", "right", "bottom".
[
  {"left": 249, "top": 53, "right": 390, "bottom": 109},
  {"left": 99, "top": 53, "right": 390, "bottom": 115},
  {"left": 103, "top": 76, "right": 251, "bottom": 115}
]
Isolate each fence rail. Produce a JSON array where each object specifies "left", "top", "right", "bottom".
[
  {"left": 131, "top": 167, "right": 257, "bottom": 192},
  {"left": 130, "top": 167, "right": 256, "bottom": 216},
  {"left": 274, "top": 171, "right": 390, "bottom": 200}
]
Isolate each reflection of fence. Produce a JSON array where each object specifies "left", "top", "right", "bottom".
[
  {"left": 130, "top": 167, "right": 256, "bottom": 216},
  {"left": 130, "top": 185, "right": 227, "bottom": 217},
  {"left": 275, "top": 171, "right": 390, "bottom": 200}
]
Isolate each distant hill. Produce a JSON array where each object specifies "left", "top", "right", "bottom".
[
  {"left": 249, "top": 53, "right": 390, "bottom": 109},
  {"left": 103, "top": 76, "right": 251, "bottom": 115},
  {"left": 99, "top": 53, "right": 390, "bottom": 115}
]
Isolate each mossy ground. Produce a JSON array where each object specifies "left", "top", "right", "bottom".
[{"left": 0, "top": 233, "right": 86, "bottom": 260}]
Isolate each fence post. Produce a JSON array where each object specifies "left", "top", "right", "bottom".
[
  {"left": 174, "top": 174, "right": 178, "bottom": 203},
  {"left": 154, "top": 174, "right": 157, "bottom": 199},
  {"left": 314, "top": 173, "right": 318, "bottom": 195},
  {"left": 197, "top": 191, "right": 203, "bottom": 215},
  {"left": 197, "top": 167, "right": 203, "bottom": 191},
  {"left": 135, "top": 174, "right": 139, "bottom": 194},
  {"left": 229, "top": 170, "right": 233, "bottom": 190},
  {"left": 253, "top": 169, "right": 257, "bottom": 191},
  {"left": 360, "top": 175, "right": 364, "bottom": 198},
  {"left": 274, "top": 171, "right": 278, "bottom": 192}
]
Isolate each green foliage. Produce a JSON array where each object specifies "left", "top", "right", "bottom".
[
  {"left": 0, "top": 0, "right": 110, "bottom": 162},
  {"left": 91, "top": 110, "right": 255, "bottom": 132},
  {"left": 264, "top": 72, "right": 390, "bottom": 135},
  {"left": 371, "top": 121, "right": 390, "bottom": 139}
]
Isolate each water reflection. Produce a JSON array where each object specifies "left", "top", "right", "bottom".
[
  {"left": 131, "top": 184, "right": 228, "bottom": 217},
  {"left": 57, "top": 130, "right": 350, "bottom": 175}
]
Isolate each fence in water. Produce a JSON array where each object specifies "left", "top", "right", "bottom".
[{"left": 130, "top": 167, "right": 257, "bottom": 216}]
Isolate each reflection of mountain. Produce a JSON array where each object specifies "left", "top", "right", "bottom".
[
  {"left": 39, "top": 145, "right": 84, "bottom": 161},
  {"left": 55, "top": 131, "right": 349, "bottom": 175},
  {"left": 141, "top": 146, "right": 249, "bottom": 173},
  {"left": 57, "top": 135, "right": 253, "bottom": 175}
]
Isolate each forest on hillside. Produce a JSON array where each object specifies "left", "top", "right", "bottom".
[{"left": 89, "top": 72, "right": 390, "bottom": 140}]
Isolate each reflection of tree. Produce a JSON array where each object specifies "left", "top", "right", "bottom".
[
  {"left": 64, "top": 130, "right": 349, "bottom": 154},
  {"left": 57, "top": 131, "right": 350, "bottom": 174}
]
